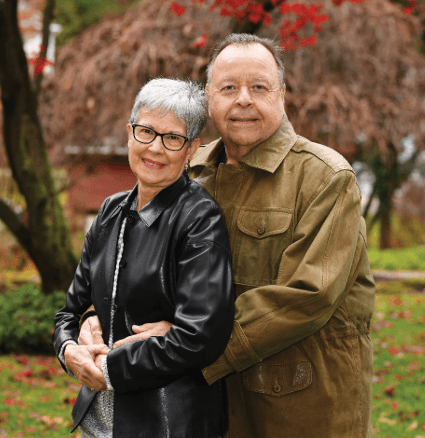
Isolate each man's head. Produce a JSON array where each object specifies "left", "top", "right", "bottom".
[
  {"left": 206, "top": 34, "right": 285, "bottom": 89},
  {"left": 206, "top": 34, "right": 286, "bottom": 157}
]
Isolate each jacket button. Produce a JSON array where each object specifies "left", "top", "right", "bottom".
[
  {"left": 119, "top": 260, "right": 127, "bottom": 268},
  {"left": 257, "top": 226, "right": 266, "bottom": 235},
  {"left": 113, "top": 304, "right": 118, "bottom": 312},
  {"left": 273, "top": 384, "right": 281, "bottom": 393},
  {"left": 127, "top": 215, "right": 134, "bottom": 223}
]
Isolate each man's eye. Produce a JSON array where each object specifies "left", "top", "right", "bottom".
[
  {"left": 222, "top": 85, "right": 234, "bottom": 91},
  {"left": 254, "top": 85, "right": 266, "bottom": 91}
]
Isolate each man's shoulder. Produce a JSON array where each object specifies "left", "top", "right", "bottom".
[{"left": 291, "top": 136, "right": 353, "bottom": 173}]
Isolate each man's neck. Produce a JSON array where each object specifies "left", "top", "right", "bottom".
[{"left": 224, "top": 143, "right": 257, "bottom": 165}]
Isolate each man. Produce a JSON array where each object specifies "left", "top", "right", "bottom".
[{"left": 80, "top": 34, "right": 375, "bottom": 437}]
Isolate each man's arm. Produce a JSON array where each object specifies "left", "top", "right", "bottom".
[{"left": 202, "top": 169, "right": 372, "bottom": 384}]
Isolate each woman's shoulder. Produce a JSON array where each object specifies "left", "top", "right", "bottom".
[{"left": 181, "top": 179, "right": 219, "bottom": 213}]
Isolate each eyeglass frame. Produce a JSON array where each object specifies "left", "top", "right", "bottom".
[{"left": 131, "top": 124, "right": 191, "bottom": 151}]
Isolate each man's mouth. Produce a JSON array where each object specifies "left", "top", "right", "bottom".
[
  {"left": 142, "top": 158, "right": 165, "bottom": 169},
  {"left": 230, "top": 118, "right": 258, "bottom": 123}
]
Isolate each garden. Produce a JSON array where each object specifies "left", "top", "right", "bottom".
[{"left": 1, "top": 230, "right": 425, "bottom": 436}]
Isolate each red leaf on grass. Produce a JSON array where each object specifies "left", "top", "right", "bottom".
[
  {"left": 4, "top": 398, "right": 15, "bottom": 405},
  {"left": 384, "top": 384, "right": 395, "bottom": 396}
]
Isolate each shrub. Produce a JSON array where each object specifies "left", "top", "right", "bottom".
[{"left": 0, "top": 285, "right": 66, "bottom": 353}]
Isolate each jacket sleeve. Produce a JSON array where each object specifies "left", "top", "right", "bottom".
[
  {"left": 52, "top": 199, "right": 108, "bottom": 364},
  {"left": 107, "top": 199, "right": 235, "bottom": 393},
  {"left": 202, "top": 168, "right": 367, "bottom": 384}
]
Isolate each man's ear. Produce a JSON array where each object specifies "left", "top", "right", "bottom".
[
  {"left": 205, "top": 84, "right": 212, "bottom": 118},
  {"left": 281, "top": 84, "right": 286, "bottom": 105},
  {"left": 188, "top": 138, "right": 201, "bottom": 161}
]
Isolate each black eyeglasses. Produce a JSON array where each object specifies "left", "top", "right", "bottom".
[{"left": 132, "top": 124, "right": 189, "bottom": 151}]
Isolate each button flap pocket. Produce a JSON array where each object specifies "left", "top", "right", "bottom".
[
  {"left": 237, "top": 208, "right": 292, "bottom": 239},
  {"left": 243, "top": 361, "right": 312, "bottom": 397}
]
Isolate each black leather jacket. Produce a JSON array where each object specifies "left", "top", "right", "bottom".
[{"left": 53, "top": 172, "right": 235, "bottom": 438}]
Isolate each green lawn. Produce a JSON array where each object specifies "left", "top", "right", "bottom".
[
  {"left": 0, "top": 281, "right": 424, "bottom": 437},
  {"left": 372, "top": 281, "right": 425, "bottom": 437}
]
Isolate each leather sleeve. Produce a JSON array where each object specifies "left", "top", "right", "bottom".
[
  {"left": 107, "top": 198, "right": 235, "bottom": 393},
  {"left": 52, "top": 199, "right": 109, "bottom": 367},
  {"left": 202, "top": 169, "right": 374, "bottom": 384}
]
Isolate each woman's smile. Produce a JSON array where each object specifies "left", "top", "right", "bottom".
[{"left": 142, "top": 157, "right": 166, "bottom": 169}]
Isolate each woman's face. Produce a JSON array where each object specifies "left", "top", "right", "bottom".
[{"left": 127, "top": 108, "right": 200, "bottom": 199}]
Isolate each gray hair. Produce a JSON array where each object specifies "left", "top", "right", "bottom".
[
  {"left": 129, "top": 78, "right": 207, "bottom": 140},
  {"left": 206, "top": 34, "right": 285, "bottom": 89}
]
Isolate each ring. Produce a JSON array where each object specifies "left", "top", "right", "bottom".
[{"left": 91, "top": 387, "right": 95, "bottom": 392}]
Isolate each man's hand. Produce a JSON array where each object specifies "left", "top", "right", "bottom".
[
  {"left": 78, "top": 315, "right": 105, "bottom": 346},
  {"left": 64, "top": 343, "right": 110, "bottom": 392},
  {"left": 113, "top": 321, "right": 173, "bottom": 348}
]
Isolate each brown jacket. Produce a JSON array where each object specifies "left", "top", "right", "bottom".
[{"left": 189, "top": 115, "right": 375, "bottom": 438}]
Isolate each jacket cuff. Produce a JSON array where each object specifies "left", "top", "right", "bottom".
[
  {"left": 58, "top": 340, "right": 78, "bottom": 378},
  {"left": 202, "top": 321, "right": 261, "bottom": 385},
  {"left": 79, "top": 304, "right": 96, "bottom": 330}
]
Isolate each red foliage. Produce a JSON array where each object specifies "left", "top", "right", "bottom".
[
  {"left": 192, "top": 33, "right": 208, "bottom": 48},
  {"left": 403, "top": 0, "right": 417, "bottom": 15},
  {"left": 28, "top": 45, "right": 53, "bottom": 76},
  {"left": 170, "top": 1, "right": 186, "bottom": 16},
  {"left": 196, "top": 0, "right": 343, "bottom": 50}
]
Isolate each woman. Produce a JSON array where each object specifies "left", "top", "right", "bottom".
[{"left": 53, "top": 78, "right": 234, "bottom": 438}]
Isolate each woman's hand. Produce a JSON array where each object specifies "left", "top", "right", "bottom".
[
  {"left": 64, "top": 344, "right": 110, "bottom": 392},
  {"left": 78, "top": 315, "right": 105, "bottom": 346},
  {"left": 113, "top": 321, "right": 173, "bottom": 348}
]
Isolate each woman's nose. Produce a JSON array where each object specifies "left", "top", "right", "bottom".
[
  {"left": 148, "top": 135, "right": 164, "bottom": 153},
  {"left": 236, "top": 87, "right": 253, "bottom": 107}
]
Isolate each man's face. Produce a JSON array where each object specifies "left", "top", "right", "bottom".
[{"left": 206, "top": 43, "right": 285, "bottom": 154}]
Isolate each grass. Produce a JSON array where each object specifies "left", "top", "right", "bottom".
[
  {"left": 372, "top": 281, "right": 425, "bottom": 438},
  {"left": 0, "top": 281, "right": 424, "bottom": 437},
  {"left": 0, "top": 355, "right": 79, "bottom": 437},
  {"left": 368, "top": 245, "right": 425, "bottom": 271}
]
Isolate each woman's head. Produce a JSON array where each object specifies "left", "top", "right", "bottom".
[
  {"left": 126, "top": 78, "right": 207, "bottom": 207},
  {"left": 129, "top": 78, "right": 207, "bottom": 141}
]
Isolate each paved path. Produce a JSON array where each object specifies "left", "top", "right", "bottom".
[{"left": 372, "top": 270, "right": 425, "bottom": 282}]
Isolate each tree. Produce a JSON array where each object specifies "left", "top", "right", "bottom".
[
  {"left": 1, "top": 0, "right": 423, "bottom": 296},
  {"left": 0, "top": 0, "right": 77, "bottom": 294}
]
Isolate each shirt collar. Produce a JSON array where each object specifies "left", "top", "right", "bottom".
[
  {"left": 118, "top": 172, "right": 190, "bottom": 227},
  {"left": 191, "top": 114, "right": 298, "bottom": 173}
]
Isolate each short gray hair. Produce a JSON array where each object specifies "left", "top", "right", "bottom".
[
  {"left": 206, "top": 34, "right": 285, "bottom": 89},
  {"left": 129, "top": 78, "right": 207, "bottom": 140}
]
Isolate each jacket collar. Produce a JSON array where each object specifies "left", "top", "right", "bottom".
[
  {"left": 117, "top": 172, "right": 190, "bottom": 227},
  {"left": 191, "top": 114, "right": 298, "bottom": 173}
]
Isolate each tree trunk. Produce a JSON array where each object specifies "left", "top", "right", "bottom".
[{"left": 0, "top": 0, "right": 77, "bottom": 294}]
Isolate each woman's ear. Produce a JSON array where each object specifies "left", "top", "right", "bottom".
[
  {"left": 126, "top": 124, "right": 132, "bottom": 145},
  {"left": 187, "top": 138, "right": 201, "bottom": 161}
]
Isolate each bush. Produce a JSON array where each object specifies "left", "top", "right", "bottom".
[{"left": 0, "top": 285, "right": 66, "bottom": 353}]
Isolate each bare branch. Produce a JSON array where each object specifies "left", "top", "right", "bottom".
[{"left": 34, "top": 0, "right": 56, "bottom": 99}]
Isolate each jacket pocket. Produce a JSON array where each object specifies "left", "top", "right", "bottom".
[
  {"left": 243, "top": 361, "right": 312, "bottom": 397},
  {"left": 233, "top": 207, "right": 292, "bottom": 286}
]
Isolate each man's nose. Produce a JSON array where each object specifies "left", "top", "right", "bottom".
[{"left": 236, "top": 87, "right": 253, "bottom": 107}]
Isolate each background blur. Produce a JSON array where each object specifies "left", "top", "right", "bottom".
[{"left": 0, "top": 0, "right": 425, "bottom": 436}]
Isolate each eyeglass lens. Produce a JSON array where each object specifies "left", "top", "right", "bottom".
[{"left": 133, "top": 126, "right": 186, "bottom": 150}]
